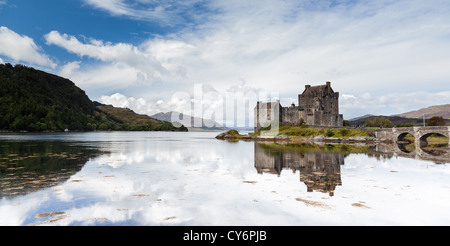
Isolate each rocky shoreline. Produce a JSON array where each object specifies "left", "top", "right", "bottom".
[{"left": 215, "top": 131, "right": 381, "bottom": 144}]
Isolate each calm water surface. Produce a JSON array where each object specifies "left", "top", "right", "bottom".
[{"left": 1, "top": 131, "right": 450, "bottom": 226}]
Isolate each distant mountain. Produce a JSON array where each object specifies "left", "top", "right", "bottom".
[
  {"left": 393, "top": 104, "right": 450, "bottom": 119},
  {"left": 348, "top": 104, "right": 450, "bottom": 127},
  {"left": 152, "top": 111, "right": 228, "bottom": 131},
  {"left": 348, "top": 115, "right": 429, "bottom": 127},
  {"left": 0, "top": 63, "right": 187, "bottom": 132},
  {"left": 94, "top": 103, "right": 188, "bottom": 132},
  {"left": 347, "top": 114, "right": 374, "bottom": 121}
]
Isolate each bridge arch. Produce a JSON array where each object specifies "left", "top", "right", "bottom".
[
  {"left": 375, "top": 126, "right": 450, "bottom": 149},
  {"left": 396, "top": 142, "right": 414, "bottom": 153},
  {"left": 397, "top": 132, "right": 415, "bottom": 143},
  {"left": 419, "top": 132, "right": 449, "bottom": 148},
  {"left": 398, "top": 127, "right": 449, "bottom": 148}
]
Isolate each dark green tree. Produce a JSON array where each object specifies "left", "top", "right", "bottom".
[
  {"left": 427, "top": 116, "right": 445, "bottom": 126},
  {"left": 366, "top": 117, "right": 393, "bottom": 128}
]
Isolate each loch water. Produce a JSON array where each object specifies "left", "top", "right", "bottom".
[{"left": 1, "top": 131, "right": 449, "bottom": 226}]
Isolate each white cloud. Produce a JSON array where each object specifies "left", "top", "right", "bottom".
[
  {"left": 46, "top": 31, "right": 190, "bottom": 93},
  {"left": 340, "top": 91, "right": 450, "bottom": 119},
  {"left": 128, "top": 0, "right": 450, "bottom": 98},
  {"left": 100, "top": 82, "right": 272, "bottom": 128},
  {"left": 45, "top": 30, "right": 166, "bottom": 73},
  {"left": 0, "top": 26, "right": 56, "bottom": 68},
  {"left": 84, "top": 0, "right": 168, "bottom": 22},
  {"left": 100, "top": 91, "right": 198, "bottom": 116},
  {"left": 59, "top": 62, "right": 152, "bottom": 97},
  {"left": 83, "top": 0, "right": 205, "bottom": 25},
  {"left": 53, "top": 0, "right": 450, "bottom": 119},
  {"left": 59, "top": 61, "right": 81, "bottom": 76},
  {"left": 101, "top": 93, "right": 149, "bottom": 112},
  {"left": 100, "top": 92, "right": 193, "bottom": 118}
]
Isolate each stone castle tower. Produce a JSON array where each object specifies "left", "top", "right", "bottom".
[{"left": 254, "top": 82, "right": 343, "bottom": 131}]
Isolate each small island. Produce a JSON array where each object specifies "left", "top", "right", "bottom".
[
  {"left": 217, "top": 82, "right": 376, "bottom": 144},
  {"left": 216, "top": 125, "right": 376, "bottom": 144},
  {"left": 216, "top": 81, "right": 449, "bottom": 146}
]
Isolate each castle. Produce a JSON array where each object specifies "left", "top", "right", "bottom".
[{"left": 254, "top": 82, "right": 343, "bottom": 131}]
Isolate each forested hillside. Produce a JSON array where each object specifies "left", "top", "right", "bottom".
[{"left": 0, "top": 64, "right": 187, "bottom": 132}]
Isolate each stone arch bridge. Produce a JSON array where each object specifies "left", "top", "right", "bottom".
[
  {"left": 374, "top": 126, "right": 450, "bottom": 147},
  {"left": 372, "top": 142, "right": 450, "bottom": 164}
]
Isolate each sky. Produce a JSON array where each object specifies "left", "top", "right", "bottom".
[{"left": 1, "top": 0, "right": 450, "bottom": 125}]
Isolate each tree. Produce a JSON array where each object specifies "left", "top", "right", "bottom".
[
  {"left": 365, "top": 117, "right": 393, "bottom": 128},
  {"left": 397, "top": 123, "right": 413, "bottom": 127},
  {"left": 427, "top": 116, "right": 445, "bottom": 126},
  {"left": 380, "top": 117, "right": 393, "bottom": 128},
  {"left": 0, "top": 64, "right": 189, "bottom": 132}
]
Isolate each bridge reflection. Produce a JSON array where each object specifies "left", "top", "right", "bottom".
[
  {"left": 254, "top": 141, "right": 450, "bottom": 196},
  {"left": 373, "top": 142, "right": 450, "bottom": 164}
]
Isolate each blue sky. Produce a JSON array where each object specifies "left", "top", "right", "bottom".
[{"left": 1, "top": 0, "right": 450, "bottom": 123}]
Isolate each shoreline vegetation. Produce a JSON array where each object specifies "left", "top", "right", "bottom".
[
  {"left": 216, "top": 124, "right": 450, "bottom": 146},
  {"left": 216, "top": 125, "right": 377, "bottom": 144}
]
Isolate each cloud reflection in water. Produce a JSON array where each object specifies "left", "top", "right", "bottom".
[{"left": 1, "top": 132, "right": 450, "bottom": 225}]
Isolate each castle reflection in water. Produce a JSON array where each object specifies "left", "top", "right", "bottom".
[
  {"left": 254, "top": 141, "right": 450, "bottom": 196},
  {"left": 254, "top": 142, "right": 345, "bottom": 196}
]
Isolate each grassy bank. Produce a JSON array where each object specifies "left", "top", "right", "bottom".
[
  {"left": 255, "top": 124, "right": 370, "bottom": 138},
  {"left": 403, "top": 134, "right": 449, "bottom": 145},
  {"left": 259, "top": 142, "right": 371, "bottom": 154}
]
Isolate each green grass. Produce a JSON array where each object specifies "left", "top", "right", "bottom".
[
  {"left": 259, "top": 142, "right": 371, "bottom": 154},
  {"left": 403, "top": 133, "right": 449, "bottom": 145},
  {"left": 256, "top": 124, "right": 370, "bottom": 138},
  {"left": 225, "top": 129, "right": 245, "bottom": 136}
]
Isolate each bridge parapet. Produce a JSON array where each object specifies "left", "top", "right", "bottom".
[{"left": 375, "top": 126, "right": 450, "bottom": 147}]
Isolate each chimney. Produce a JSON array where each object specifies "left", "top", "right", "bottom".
[
  {"left": 326, "top": 81, "right": 331, "bottom": 87},
  {"left": 305, "top": 85, "right": 311, "bottom": 89}
]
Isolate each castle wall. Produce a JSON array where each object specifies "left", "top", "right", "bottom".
[
  {"left": 306, "top": 111, "right": 343, "bottom": 127},
  {"left": 279, "top": 107, "right": 343, "bottom": 127},
  {"left": 298, "top": 92, "right": 339, "bottom": 115},
  {"left": 254, "top": 82, "right": 344, "bottom": 130},
  {"left": 280, "top": 106, "right": 305, "bottom": 126},
  {"left": 254, "top": 101, "right": 282, "bottom": 132}
]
